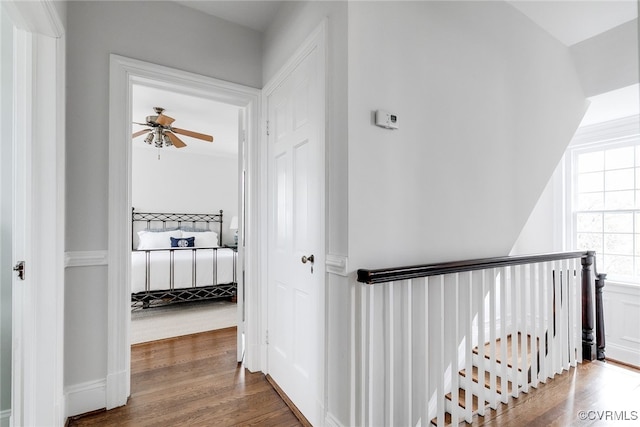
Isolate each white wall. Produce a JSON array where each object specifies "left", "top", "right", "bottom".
[
  {"left": 64, "top": 0, "right": 261, "bottom": 413},
  {"left": 132, "top": 148, "right": 239, "bottom": 245},
  {"left": 348, "top": 1, "right": 587, "bottom": 270}
]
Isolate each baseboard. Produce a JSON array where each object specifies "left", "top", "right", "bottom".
[
  {"left": 0, "top": 409, "right": 10, "bottom": 427},
  {"left": 605, "top": 343, "right": 640, "bottom": 368},
  {"left": 65, "top": 379, "right": 106, "bottom": 417},
  {"left": 324, "top": 411, "right": 345, "bottom": 427},
  {"left": 265, "top": 374, "right": 312, "bottom": 427}
]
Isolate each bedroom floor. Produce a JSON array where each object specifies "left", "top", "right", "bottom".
[{"left": 130, "top": 299, "right": 237, "bottom": 344}]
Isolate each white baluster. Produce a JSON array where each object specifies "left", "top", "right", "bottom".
[
  {"left": 520, "top": 264, "right": 529, "bottom": 394},
  {"left": 421, "top": 277, "right": 430, "bottom": 427},
  {"left": 437, "top": 275, "right": 445, "bottom": 427},
  {"left": 560, "top": 260, "right": 569, "bottom": 371},
  {"left": 499, "top": 267, "right": 509, "bottom": 404},
  {"left": 451, "top": 273, "right": 460, "bottom": 425},
  {"left": 477, "top": 269, "right": 486, "bottom": 416},
  {"left": 404, "top": 279, "right": 412, "bottom": 425},
  {"left": 530, "top": 262, "right": 539, "bottom": 389},
  {"left": 538, "top": 262, "right": 548, "bottom": 383},
  {"left": 569, "top": 258, "right": 578, "bottom": 367},
  {"left": 464, "top": 271, "right": 473, "bottom": 423},
  {"left": 489, "top": 268, "right": 499, "bottom": 409},
  {"left": 510, "top": 265, "right": 520, "bottom": 398},
  {"left": 386, "top": 282, "right": 394, "bottom": 425}
]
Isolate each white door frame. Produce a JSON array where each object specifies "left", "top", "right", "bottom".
[
  {"left": 261, "top": 19, "right": 328, "bottom": 420},
  {"left": 107, "top": 55, "right": 262, "bottom": 408},
  {"left": 3, "top": 0, "right": 65, "bottom": 425}
]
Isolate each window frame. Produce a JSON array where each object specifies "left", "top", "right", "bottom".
[{"left": 565, "top": 115, "right": 640, "bottom": 284}]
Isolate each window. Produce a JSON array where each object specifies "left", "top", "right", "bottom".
[{"left": 569, "top": 116, "right": 640, "bottom": 282}]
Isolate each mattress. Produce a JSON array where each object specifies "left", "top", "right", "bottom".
[{"left": 131, "top": 247, "right": 235, "bottom": 294}]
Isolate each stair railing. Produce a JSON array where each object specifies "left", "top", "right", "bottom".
[{"left": 356, "top": 251, "right": 604, "bottom": 427}]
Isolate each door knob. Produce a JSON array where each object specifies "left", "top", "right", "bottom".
[{"left": 301, "top": 254, "right": 315, "bottom": 264}]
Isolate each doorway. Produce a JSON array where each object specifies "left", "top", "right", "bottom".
[
  {"left": 129, "top": 83, "right": 240, "bottom": 345},
  {"left": 107, "top": 55, "right": 260, "bottom": 409}
]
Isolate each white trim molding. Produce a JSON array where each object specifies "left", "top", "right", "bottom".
[
  {"left": 108, "top": 55, "right": 261, "bottom": 409},
  {"left": 326, "top": 254, "right": 348, "bottom": 276},
  {"left": 64, "top": 251, "right": 108, "bottom": 268},
  {"left": 64, "top": 379, "right": 106, "bottom": 418}
]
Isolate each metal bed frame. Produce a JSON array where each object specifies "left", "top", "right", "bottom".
[{"left": 131, "top": 208, "right": 237, "bottom": 309}]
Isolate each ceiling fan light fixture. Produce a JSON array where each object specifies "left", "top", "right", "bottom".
[
  {"left": 154, "top": 129, "right": 164, "bottom": 148},
  {"left": 144, "top": 132, "right": 154, "bottom": 144},
  {"left": 163, "top": 133, "right": 172, "bottom": 147}
]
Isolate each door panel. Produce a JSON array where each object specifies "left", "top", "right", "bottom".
[{"left": 267, "top": 35, "right": 324, "bottom": 425}]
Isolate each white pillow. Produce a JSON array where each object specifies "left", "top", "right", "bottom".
[
  {"left": 180, "top": 231, "right": 218, "bottom": 248},
  {"left": 137, "top": 230, "right": 182, "bottom": 250}
]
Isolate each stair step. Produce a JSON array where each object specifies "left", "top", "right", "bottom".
[
  {"left": 473, "top": 333, "right": 537, "bottom": 371},
  {"left": 445, "top": 387, "right": 479, "bottom": 411},
  {"left": 459, "top": 366, "right": 513, "bottom": 394}
]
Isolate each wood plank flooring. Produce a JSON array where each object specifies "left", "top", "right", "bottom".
[
  {"left": 472, "top": 359, "right": 640, "bottom": 426},
  {"left": 68, "top": 327, "right": 640, "bottom": 426},
  {"left": 67, "top": 327, "right": 302, "bottom": 427}
]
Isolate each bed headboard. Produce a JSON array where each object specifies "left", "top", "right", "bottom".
[{"left": 131, "top": 208, "right": 223, "bottom": 250}]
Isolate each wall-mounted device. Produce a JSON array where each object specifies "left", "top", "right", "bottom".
[{"left": 375, "top": 110, "right": 399, "bottom": 130}]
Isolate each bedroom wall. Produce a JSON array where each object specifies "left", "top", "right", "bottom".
[
  {"left": 132, "top": 148, "right": 239, "bottom": 245},
  {"left": 65, "top": 0, "right": 261, "bottom": 413}
]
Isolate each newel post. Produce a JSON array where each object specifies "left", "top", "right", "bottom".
[
  {"left": 596, "top": 273, "right": 607, "bottom": 360},
  {"left": 582, "top": 251, "right": 595, "bottom": 360},
  {"left": 581, "top": 252, "right": 595, "bottom": 361}
]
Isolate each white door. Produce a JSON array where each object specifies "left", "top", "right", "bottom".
[
  {"left": 3, "top": 2, "right": 65, "bottom": 425},
  {"left": 266, "top": 26, "right": 325, "bottom": 425}
]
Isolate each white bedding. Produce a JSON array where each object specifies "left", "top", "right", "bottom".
[{"left": 131, "top": 248, "right": 235, "bottom": 294}]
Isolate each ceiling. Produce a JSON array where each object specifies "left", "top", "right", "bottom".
[
  {"left": 132, "top": 84, "right": 239, "bottom": 157},
  {"left": 508, "top": 0, "right": 637, "bottom": 46},
  {"left": 175, "top": 0, "right": 283, "bottom": 32}
]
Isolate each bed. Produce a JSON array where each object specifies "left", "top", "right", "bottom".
[{"left": 131, "top": 209, "right": 237, "bottom": 309}]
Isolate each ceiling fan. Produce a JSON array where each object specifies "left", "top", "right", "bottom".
[{"left": 132, "top": 107, "right": 214, "bottom": 148}]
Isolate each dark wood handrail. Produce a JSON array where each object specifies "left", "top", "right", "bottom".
[{"left": 357, "top": 251, "right": 593, "bottom": 284}]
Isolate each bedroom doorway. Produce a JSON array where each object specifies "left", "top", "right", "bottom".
[
  {"left": 108, "top": 55, "right": 261, "bottom": 409},
  {"left": 129, "top": 84, "right": 241, "bottom": 344}
]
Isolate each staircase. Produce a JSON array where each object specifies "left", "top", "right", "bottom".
[
  {"left": 432, "top": 333, "right": 543, "bottom": 425},
  {"left": 356, "top": 251, "right": 606, "bottom": 427}
]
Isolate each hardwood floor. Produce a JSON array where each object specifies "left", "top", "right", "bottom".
[
  {"left": 471, "top": 359, "right": 640, "bottom": 426},
  {"left": 67, "top": 327, "right": 302, "bottom": 427},
  {"left": 68, "top": 328, "right": 640, "bottom": 426}
]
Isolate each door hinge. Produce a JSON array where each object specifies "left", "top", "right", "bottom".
[
  {"left": 13, "top": 261, "right": 25, "bottom": 280},
  {"left": 265, "top": 330, "right": 269, "bottom": 345},
  {"left": 266, "top": 120, "right": 270, "bottom": 136}
]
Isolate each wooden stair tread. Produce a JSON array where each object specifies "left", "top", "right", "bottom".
[
  {"left": 459, "top": 366, "right": 513, "bottom": 394},
  {"left": 445, "top": 388, "right": 479, "bottom": 411},
  {"left": 472, "top": 333, "right": 537, "bottom": 371}
]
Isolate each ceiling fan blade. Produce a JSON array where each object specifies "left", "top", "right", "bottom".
[
  {"left": 132, "top": 122, "right": 148, "bottom": 126},
  {"left": 166, "top": 131, "right": 187, "bottom": 148},
  {"left": 155, "top": 114, "right": 175, "bottom": 126},
  {"left": 172, "top": 127, "right": 214, "bottom": 142},
  {"left": 132, "top": 128, "right": 151, "bottom": 139}
]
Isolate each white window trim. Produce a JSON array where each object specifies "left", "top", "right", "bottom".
[{"left": 564, "top": 115, "right": 640, "bottom": 286}]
